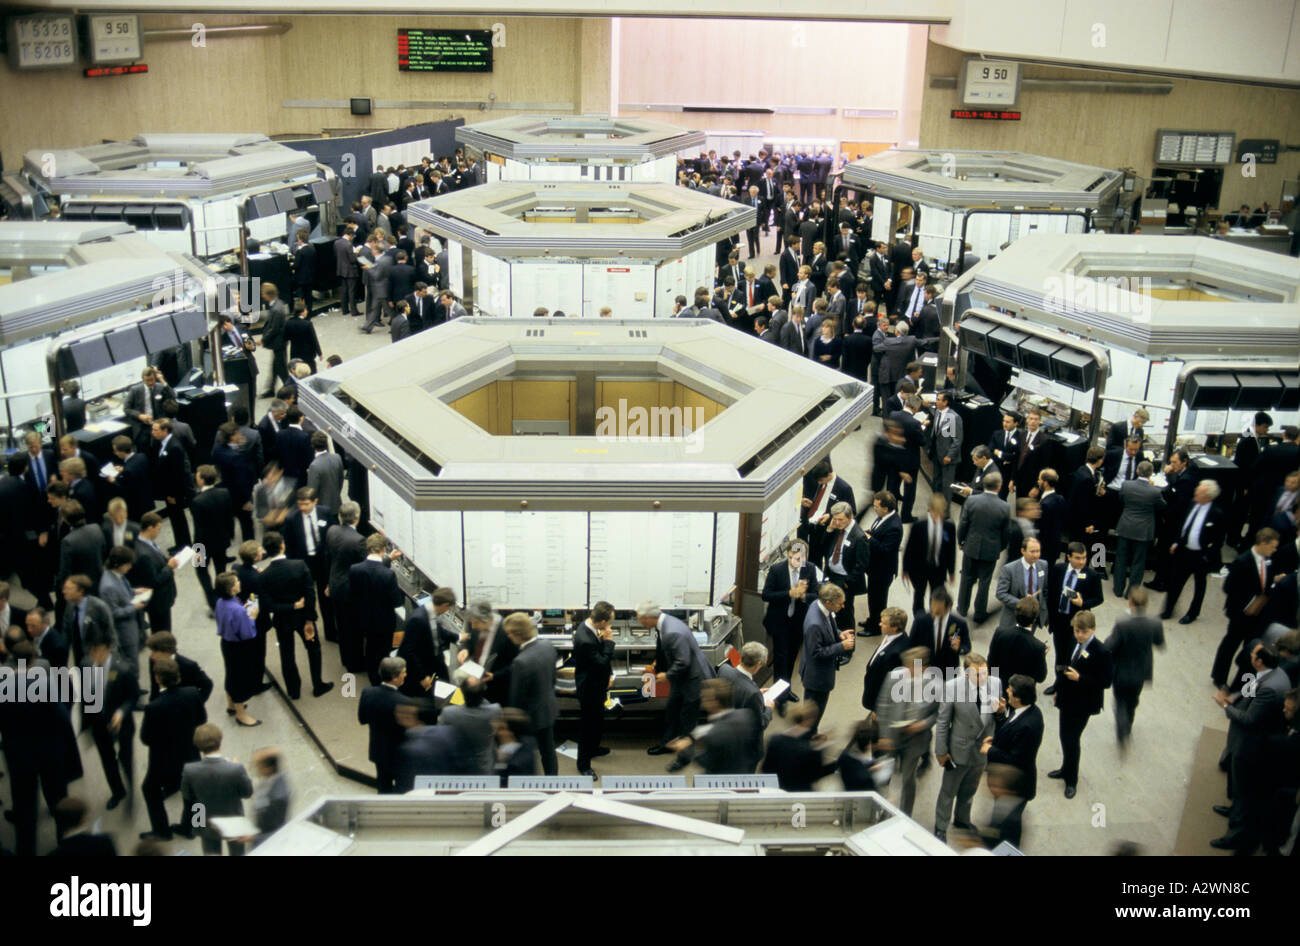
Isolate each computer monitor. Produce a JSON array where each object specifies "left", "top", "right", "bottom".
[
  {"left": 250, "top": 193, "right": 278, "bottom": 219},
  {"left": 105, "top": 325, "right": 147, "bottom": 363},
  {"left": 140, "top": 316, "right": 181, "bottom": 353}
]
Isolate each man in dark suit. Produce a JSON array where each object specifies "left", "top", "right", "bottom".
[
  {"left": 987, "top": 413, "right": 1020, "bottom": 501},
  {"left": 1104, "top": 589, "right": 1165, "bottom": 748},
  {"left": 1105, "top": 408, "right": 1150, "bottom": 452},
  {"left": 1066, "top": 447, "right": 1107, "bottom": 546},
  {"left": 82, "top": 639, "right": 138, "bottom": 810},
  {"left": 572, "top": 601, "right": 616, "bottom": 777},
  {"left": 283, "top": 486, "right": 336, "bottom": 643},
  {"left": 669, "top": 678, "right": 760, "bottom": 775},
  {"left": 290, "top": 229, "right": 316, "bottom": 319},
  {"left": 909, "top": 587, "right": 970, "bottom": 676},
  {"left": 815, "top": 501, "right": 870, "bottom": 633},
  {"left": 334, "top": 228, "right": 361, "bottom": 316},
  {"left": 58, "top": 454, "right": 99, "bottom": 526},
  {"left": 799, "top": 583, "right": 855, "bottom": 730},
  {"left": 139, "top": 658, "right": 207, "bottom": 840},
  {"left": 149, "top": 418, "right": 193, "bottom": 550},
  {"left": 130, "top": 512, "right": 179, "bottom": 634},
  {"left": 274, "top": 408, "right": 313, "bottom": 483},
  {"left": 1035, "top": 468, "right": 1067, "bottom": 566},
  {"left": 840, "top": 315, "right": 873, "bottom": 381},
  {"left": 348, "top": 533, "right": 403, "bottom": 686},
  {"left": 778, "top": 238, "right": 800, "bottom": 303},
  {"left": 261, "top": 531, "right": 331, "bottom": 700},
  {"left": 1212, "top": 527, "right": 1280, "bottom": 691},
  {"left": 902, "top": 495, "right": 956, "bottom": 615},
  {"left": 1231, "top": 412, "right": 1273, "bottom": 550},
  {"left": 1101, "top": 435, "right": 1151, "bottom": 535},
  {"left": 55, "top": 501, "right": 105, "bottom": 598},
  {"left": 257, "top": 401, "right": 288, "bottom": 466},
  {"left": 876, "top": 323, "right": 919, "bottom": 398},
  {"left": 326, "top": 501, "right": 368, "bottom": 673},
  {"left": 504, "top": 612, "right": 559, "bottom": 777},
  {"left": 49, "top": 798, "right": 116, "bottom": 856},
  {"left": 957, "top": 446, "right": 1000, "bottom": 501},
  {"left": 956, "top": 472, "right": 1010, "bottom": 623},
  {"left": 1045, "top": 542, "right": 1105, "bottom": 693},
  {"left": 258, "top": 285, "right": 290, "bottom": 397},
  {"left": 718, "top": 642, "right": 772, "bottom": 771},
  {"left": 1050, "top": 609, "right": 1113, "bottom": 798},
  {"left": 1014, "top": 408, "right": 1050, "bottom": 498},
  {"left": 983, "top": 673, "right": 1045, "bottom": 808},
  {"left": 861, "top": 491, "right": 904, "bottom": 637},
  {"left": 60, "top": 574, "right": 115, "bottom": 667},
  {"left": 988, "top": 597, "right": 1050, "bottom": 685},
  {"left": 761, "top": 539, "right": 819, "bottom": 714},
  {"left": 145, "top": 632, "right": 215, "bottom": 704},
  {"left": 642, "top": 603, "right": 713, "bottom": 756},
  {"left": 886, "top": 398, "right": 925, "bottom": 523},
  {"left": 359, "top": 657, "right": 414, "bottom": 793},
  {"left": 190, "top": 465, "right": 234, "bottom": 611},
  {"left": 1252, "top": 426, "right": 1300, "bottom": 535},
  {"left": 0, "top": 454, "right": 34, "bottom": 588},
  {"left": 123, "top": 367, "right": 175, "bottom": 451},
  {"left": 404, "top": 283, "right": 436, "bottom": 333},
  {"left": 110, "top": 436, "right": 154, "bottom": 524},
  {"left": 177, "top": 724, "right": 255, "bottom": 855},
  {"left": 860, "top": 606, "right": 909, "bottom": 713}
]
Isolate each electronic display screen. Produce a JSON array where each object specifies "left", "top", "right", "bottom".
[{"left": 398, "top": 29, "right": 493, "bottom": 72}]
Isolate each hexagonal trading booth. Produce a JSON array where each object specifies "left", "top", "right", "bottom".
[
  {"left": 837, "top": 149, "right": 1126, "bottom": 273},
  {"left": 405, "top": 181, "right": 753, "bottom": 318},
  {"left": 297, "top": 317, "right": 871, "bottom": 718},
  {"left": 456, "top": 114, "right": 705, "bottom": 184},
  {"left": 938, "top": 233, "right": 1298, "bottom": 495}
]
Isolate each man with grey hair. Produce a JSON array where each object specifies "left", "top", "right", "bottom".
[
  {"left": 957, "top": 471, "right": 1010, "bottom": 624},
  {"left": 503, "top": 611, "right": 559, "bottom": 775},
  {"left": 800, "top": 583, "right": 856, "bottom": 730},
  {"left": 717, "top": 641, "right": 772, "bottom": 770},
  {"left": 358, "top": 656, "right": 412, "bottom": 793},
  {"left": 639, "top": 601, "right": 713, "bottom": 759},
  {"left": 1161, "top": 479, "right": 1225, "bottom": 624},
  {"left": 1114, "top": 460, "right": 1166, "bottom": 599},
  {"left": 459, "top": 600, "right": 516, "bottom": 705}
]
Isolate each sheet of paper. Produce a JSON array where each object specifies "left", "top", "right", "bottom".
[
  {"left": 131, "top": 589, "right": 153, "bottom": 606},
  {"left": 432, "top": 681, "right": 457, "bottom": 701},
  {"left": 172, "top": 546, "right": 196, "bottom": 569},
  {"left": 99, "top": 462, "right": 118, "bottom": 480},
  {"left": 460, "top": 660, "right": 486, "bottom": 679},
  {"left": 764, "top": 679, "right": 791, "bottom": 705},
  {"left": 210, "top": 815, "right": 259, "bottom": 839},
  {"left": 556, "top": 740, "right": 580, "bottom": 761}
]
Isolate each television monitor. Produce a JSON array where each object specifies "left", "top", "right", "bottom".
[
  {"left": 140, "top": 315, "right": 181, "bottom": 353},
  {"left": 65, "top": 336, "right": 113, "bottom": 376},
  {"left": 988, "top": 326, "right": 1029, "bottom": 367},
  {"left": 153, "top": 206, "right": 186, "bottom": 230},
  {"left": 92, "top": 204, "right": 123, "bottom": 221},
  {"left": 398, "top": 28, "right": 493, "bottom": 72},
  {"left": 105, "top": 324, "right": 146, "bottom": 362},
  {"left": 171, "top": 307, "right": 209, "bottom": 344},
  {"left": 273, "top": 188, "right": 297, "bottom": 213},
  {"left": 1232, "top": 372, "right": 1282, "bottom": 410},
  {"left": 310, "top": 180, "right": 334, "bottom": 205},
  {"left": 250, "top": 193, "right": 278, "bottom": 219},
  {"left": 1183, "top": 372, "right": 1238, "bottom": 410},
  {"left": 1277, "top": 372, "right": 1300, "bottom": 410},
  {"left": 959, "top": 316, "right": 995, "bottom": 356},
  {"left": 1049, "top": 348, "right": 1099, "bottom": 392},
  {"left": 124, "top": 205, "right": 154, "bottom": 229},
  {"left": 1017, "top": 336, "right": 1060, "bottom": 378},
  {"left": 350, "top": 97, "right": 372, "bottom": 115}
]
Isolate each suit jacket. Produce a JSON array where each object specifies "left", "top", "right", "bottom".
[
  {"left": 1224, "top": 549, "right": 1276, "bottom": 619},
  {"left": 150, "top": 437, "right": 192, "bottom": 505},
  {"left": 141, "top": 686, "right": 207, "bottom": 782},
  {"left": 1048, "top": 563, "right": 1104, "bottom": 629},
  {"left": 306, "top": 452, "right": 345, "bottom": 513},
  {"left": 899, "top": 514, "right": 961, "bottom": 579},
  {"left": 146, "top": 653, "right": 214, "bottom": 704},
  {"left": 260, "top": 557, "right": 317, "bottom": 621},
  {"left": 1224, "top": 666, "right": 1289, "bottom": 756},
  {"left": 875, "top": 666, "right": 939, "bottom": 754},
  {"left": 958, "top": 492, "right": 1011, "bottom": 562},
  {"left": 326, "top": 525, "right": 367, "bottom": 599},
  {"left": 181, "top": 756, "right": 253, "bottom": 840},
  {"left": 691, "top": 709, "right": 760, "bottom": 775},
  {"left": 572, "top": 623, "right": 615, "bottom": 705},
  {"left": 988, "top": 429, "right": 1020, "bottom": 485},
  {"left": 864, "top": 513, "right": 904, "bottom": 582},
  {"left": 799, "top": 602, "right": 847, "bottom": 692},
  {"left": 839, "top": 330, "right": 872, "bottom": 380},
  {"left": 935, "top": 674, "right": 998, "bottom": 766},
  {"left": 261, "top": 300, "right": 289, "bottom": 352},
  {"left": 996, "top": 557, "right": 1050, "bottom": 630},
  {"left": 69, "top": 476, "right": 99, "bottom": 525},
  {"left": 971, "top": 459, "right": 1000, "bottom": 495},
  {"left": 387, "top": 263, "right": 416, "bottom": 302},
  {"left": 34, "top": 626, "right": 70, "bottom": 669},
  {"left": 292, "top": 242, "right": 316, "bottom": 288},
  {"left": 98, "top": 570, "right": 142, "bottom": 656},
  {"left": 718, "top": 663, "right": 770, "bottom": 768},
  {"left": 987, "top": 626, "right": 1048, "bottom": 684},
  {"left": 761, "top": 560, "right": 819, "bottom": 638},
  {"left": 908, "top": 612, "right": 970, "bottom": 674},
  {"left": 1171, "top": 501, "right": 1226, "bottom": 569},
  {"left": 1055, "top": 635, "right": 1113, "bottom": 715},
  {"left": 1102, "top": 447, "right": 1151, "bottom": 487},
  {"left": 283, "top": 318, "right": 321, "bottom": 364},
  {"left": 1038, "top": 491, "right": 1067, "bottom": 562},
  {"left": 257, "top": 414, "right": 282, "bottom": 464},
  {"left": 63, "top": 595, "right": 117, "bottom": 656},
  {"left": 358, "top": 684, "right": 411, "bottom": 765},
  {"left": 123, "top": 382, "right": 175, "bottom": 434},
  {"left": 931, "top": 408, "right": 964, "bottom": 467},
  {"left": 190, "top": 486, "right": 234, "bottom": 553},
  {"left": 877, "top": 335, "right": 919, "bottom": 387},
  {"left": 988, "top": 704, "right": 1044, "bottom": 800},
  {"left": 389, "top": 312, "right": 411, "bottom": 342},
  {"left": 861, "top": 632, "right": 908, "bottom": 710},
  {"left": 348, "top": 558, "right": 401, "bottom": 641},
  {"left": 803, "top": 475, "right": 856, "bottom": 528},
  {"left": 763, "top": 728, "right": 836, "bottom": 791},
  {"left": 1066, "top": 464, "right": 1104, "bottom": 539},
  {"left": 275, "top": 427, "right": 313, "bottom": 482},
  {"left": 1104, "top": 615, "right": 1165, "bottom": 690},
  {"left": 397, "top": 608, "right": 456, "bottom": 693},
  {"left": 57, "top": 523, "right": 106, "bottom": 591},
  {"left": 1116, "top": 478, "right": 1166, "bottom": 541},
  {"left": 283, "top": 504, "right": 335, "bottom": 562},
  {"left": 509, "top": 638, "right": 559, "bottom": 731},
  {"left": 657, "top": 613, "right": 712, "bottom": 687}
]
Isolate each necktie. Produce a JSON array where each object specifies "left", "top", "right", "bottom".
[
  {"left": 976, "top": 684, "right": 984, "bottom": 714},
  {"left": 1027, "top": 565, "right": 1036, "bottom": 595},
  {"left": 809, "top": 481, "right": 827, "bottom": 519},
  {"left": 832, "top": 530, "right": 845, "bottom": 566},
  {"left": 1060, "top": 570, "right": 1078, "bottom": 614},
  {"left": 1126, "top": 456, "right": 1135, "bottom": 480},
  {"left": 935, "top": 617, "right": 944, "bottom": 653},
  {"left": 1182, "top": 505, "right": 1202, "bottom": 544},
  {"left": 788, "top": 567, "right": 798, "bottom": 618},
  {"left": 305, "top": 515, "right": 317, "bottom": 556},
  {"left": 33, "top": 454, "right": 45, "bottom": 491},
  {"left": 1259, "top": 558, "right": 1267, "bottom": 591},
  {"left": 930, "top": 519, "right": 940, "bottom": 566},
  {"left": 1071, "top": 641, "right": 1082, "bottom": 662}
]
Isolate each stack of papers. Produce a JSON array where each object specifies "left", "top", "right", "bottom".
[
  {"left": 131, "top": 589, "right": 153, "bottom": 606},
  {"left": 172, "top": 546, "right": 197, "bottom": 569}
]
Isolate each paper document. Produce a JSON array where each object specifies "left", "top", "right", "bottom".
[
  {"left": 460, "top": 660, "right": 486, "bottom": 679},
  {"left": 99, "top": 462, "right": 119, "bottom": 481},
  {"left": 132, "top": 589, "right": 153, "bottom": 606},
  {"left": 172, "top": 546, "right": 197, "bottom": 569},
  {"left": 764, "top": 678, "right": 791, "bottom": 706},
  {"left": 210, "top": 816, "right": 259, "bottom": 839},
  {"left": 432, "top": 681, "right": 457, "bottom": 701},
  {"left": 556, "top": 740, "right": 580, "bottom": 761}
]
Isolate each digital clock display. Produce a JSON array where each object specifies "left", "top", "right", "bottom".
[
  {"left": 961, "top": 58, "right": 1021, "bottom": 107},
  {"left": 8, "top": 15, "right": 77, "bottom": 69},
  {"left": 87, "top": 14, "right": 142, "bottom": 65}
]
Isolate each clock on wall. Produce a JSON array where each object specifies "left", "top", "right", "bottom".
[
  {"left": 6, "top": 14, "right": 78, "bottom": 69},
  {"left": 84, "top": 14, "right": 142, "bottom": 65},
  {"left": 960, "top": 58, "right": 1021, "bottom": 108}
]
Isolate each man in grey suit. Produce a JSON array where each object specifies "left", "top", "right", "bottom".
[
  {"left": 440, "top": 678, "right": 501, "bottom": 776},
  {"left": 931, "top": 390, "right": 964, "bottom": 504},
  {"left": 305, "top": 432, "right": 345, "bottom": 513},
  {"left": 61, "top": 576, "right": 117, "bottom": 666},
  {"left": 1114, "top": 461, "right": 1166, "bottom": 598},
  {"left": 99, "top": 547, "right": 144, "bottom": 675},
  {"left": 503, "top": 612, "right": 559, "bottom": 776},
  {"left": 179, "top": 724, "right": 253, "bottom": 855},
  {"left": 440, "top": 291, "right": 468, "bottom": 321},
  {"left": 876, "top": 645, "right": 939, "bottom": 817},
  {"left": 799, "top": 583, "right": 856, "bottom": 731},
  {"left": 956, "top": 472, "right": 1011, "bottom": 624},
  {"left": 641, "top": 602, "right": 714, "bottom": 757},
  {"left": 1212, "top": 641, "right": 1290, "bottom": 852},
  {"left": 778, "top": 306, "right": 809, "bottom": 356},
  {"left": 876, "top": 322, "right": 919, "bottom": 397},
  {"left": 996, "top": 536, "right": 1049, "bottom": 631},
  {"left": 360, "top": 234, "right": 393, "bottom": 334},
  {"left": 934, "top": 652, "right": 999, "bottom": 840}
]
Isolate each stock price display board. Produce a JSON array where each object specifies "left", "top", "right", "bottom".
[{"left": 398, "top": 29, "right": 493, "bottom": 72}]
